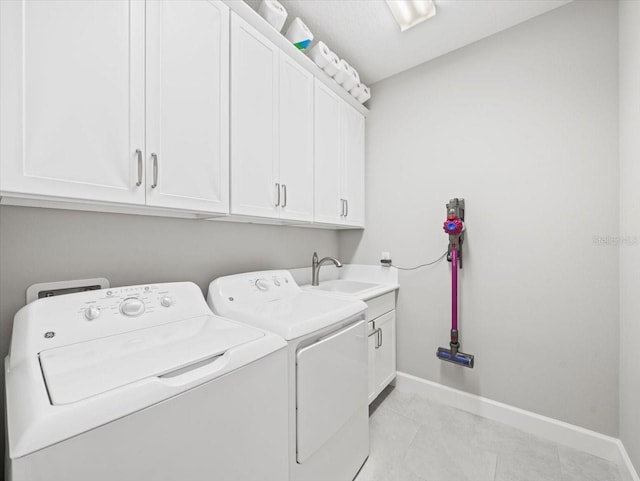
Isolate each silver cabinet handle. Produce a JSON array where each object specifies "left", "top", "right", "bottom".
[
  {"left": 135, "top": 149, "right": 143, "bottom": 187},
  {"left": 282, "top": 184, "right": 287, "bottom": 207},
  {"left": 368, "top": 321, "right": 377, "bottom": 338},
  {"left": 275, "top": 183, "right": 280, "bottom": 207},
  {"left": 377, "top": 327, "right": 382, "bottom": 348},
  {"left": 151, "top": 153, "right": 158, "bottom": 188},
  {"left": 345, "top": 199, "right": 349, "bottom": 217}
]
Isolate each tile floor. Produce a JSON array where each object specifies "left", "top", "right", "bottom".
[{"left": 355, "top": 386, "right": 628, "bottom": 481}]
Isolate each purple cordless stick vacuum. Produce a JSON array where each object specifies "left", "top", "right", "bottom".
[{"left": 437, "top": 198, "right": 475, "bottom": 368}]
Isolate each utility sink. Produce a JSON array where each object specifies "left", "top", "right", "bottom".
[{"left": 311, "top": 279, "right": 380, "bottom": 295}]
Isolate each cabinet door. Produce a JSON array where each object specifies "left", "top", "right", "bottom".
[
  {"left": 278, "top": 54, "right": 314, "bottom": 222},
  {"left": 230, "top": 14, "right": 279, "bottom": 218},
  {"left": 341, "top": 104, "right": 365, "bottom": 227},
  {"left": 313, "top": 81, "right": 343, "bottom": 225},
  {"left": 146, "top": 0, "right": 229, "bottom": 214},
  {"left": 368, "top": 321, "right": 377, "bottom": 404},
  {"left": 0, "top": 0, "right": 145, "bottom": 204},
  {"left": 374, "top": 311, "right": 397, "bottom": 395}
]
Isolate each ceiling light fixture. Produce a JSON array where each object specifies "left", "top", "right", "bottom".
[{"left": 385, "top": 0, "right": 436, "bottom": 32}]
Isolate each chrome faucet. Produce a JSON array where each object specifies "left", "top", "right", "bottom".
[{"left": 311, "top": 252, "right": 343, "bottom": 286}]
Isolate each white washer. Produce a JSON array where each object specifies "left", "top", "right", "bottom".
[
  {"left": 5, "top": 282, "right": 289, "bottom": 481},
  {"left": 208, "top": 270, "right": 369, "bottom": 481}
]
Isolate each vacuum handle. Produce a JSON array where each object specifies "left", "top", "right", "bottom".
[{"left": 452, "top": 248, "right": 458, "bottom": 331}]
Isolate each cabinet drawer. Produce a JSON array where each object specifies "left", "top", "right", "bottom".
[{"left": 366, "top": 291, "right": 395, "bottom": 321}]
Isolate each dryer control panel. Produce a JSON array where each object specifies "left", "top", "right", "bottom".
[
  {"left": 247, "top": 272, "right": 296, "bottom": 294},
  {"left": 208, "top": 270, "right": 301, "bottom": 304}
]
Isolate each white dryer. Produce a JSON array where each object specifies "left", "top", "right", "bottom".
[
  {"left": 208, "top": 270, "right": 369, "bottom": 481},
  {"left": 5, "top": 282, "right": 289, "bottom": 481}
]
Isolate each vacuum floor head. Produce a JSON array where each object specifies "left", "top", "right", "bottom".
[{"left": 437, "top": 347, "right": 474, "bottom": 368}]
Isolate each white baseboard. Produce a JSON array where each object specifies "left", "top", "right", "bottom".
[
  {"left": 394, "top": 372, "right": 639, "bottom": 481},
  {"left": 615, "top": 440, "right": 640, "bottom": 481}
]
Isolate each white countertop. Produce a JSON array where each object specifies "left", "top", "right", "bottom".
[{"left": 289, "top": 264, "right": 399, "bottom": 301}]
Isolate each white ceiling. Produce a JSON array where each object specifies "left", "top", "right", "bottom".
[{"left": 244, "top": 0, "right": 573, "bottom": 85}]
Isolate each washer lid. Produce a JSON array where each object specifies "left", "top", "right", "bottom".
[{"left": 39, "top": 315, "right": 263, "bottom": 405}]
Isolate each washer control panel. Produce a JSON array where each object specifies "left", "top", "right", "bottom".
[
  {"left": 76, "top": 284, "right": 177, "bottom": 323},
  {"left": 14, "top": 282, "right": 212, "bottom": 356}
]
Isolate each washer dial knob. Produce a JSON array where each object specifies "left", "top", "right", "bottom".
[
  {"left": 120, "top": 298, "right": 145, "bottom": 317},
  {"left": 160, "top": 296, "right": 173, "bottom": 307},
  {"left": 84, "top": 306, "right": 101, "bottom": 321},
  {"left": 255, "top": 278, "right": 270, "bottom": 291}
]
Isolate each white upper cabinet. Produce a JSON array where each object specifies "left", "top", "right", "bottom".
[
  {"left": 230, "top": 14, "right": 280, "bottom": 219},
  {"left": 341, "top": 104, "right": 366, "bottom": 227},
  {"left": 0, "top": 0, "right": 145, "bottom": 204},
  {"left": 230, "top": 13, "right": 314, "bottom": 222},
  {"left": 314, "top": 82, "right": 344, "bottom": 225},
  {"left": 314, "top": 81, "right": 365, "bottom": 227},
  {"left": 1, "top": 1, "right": 364, "bottom": 227},
  {"left": 278, "top": 55, "right": 314, "bottom": 222},
  {"left": 146, "top": 0, "right": 229, "bottom": 214}
]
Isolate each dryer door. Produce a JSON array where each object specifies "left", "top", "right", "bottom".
[{"left": 295, "top": 320, "right": 367, "bottom": 463}]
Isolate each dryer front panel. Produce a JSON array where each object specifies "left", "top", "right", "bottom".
[{"left": 295, "top": 320, "right": 367, "bottom": 463}]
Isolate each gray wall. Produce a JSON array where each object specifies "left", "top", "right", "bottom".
[
  {"left": 340, "top": 0, "right": 620, "bottom": 435},
  {"left": 619, "top": 0, "right": 640, "bottom": 471},
  {"left": 0, "top": 205, "right": 338, "bottom": 470}
]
